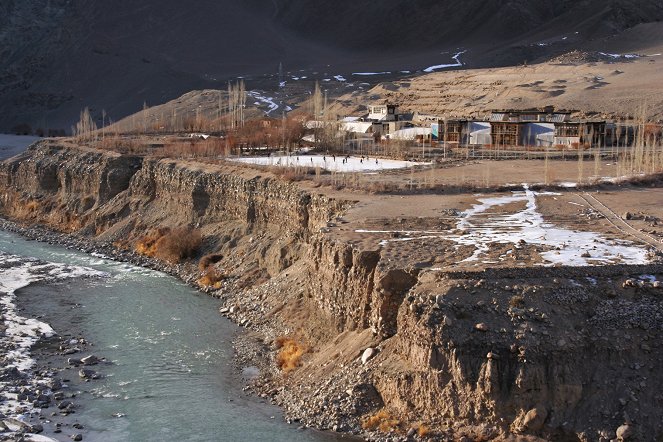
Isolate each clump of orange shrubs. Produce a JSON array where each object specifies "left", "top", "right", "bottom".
[
  {"left": 274, "top": 337, "right": 307, "bottom": 373},
  {"left": 135, "top": 227, "right": 202, "bottom": 263},
  {"left": 361, "top": 409, "right": 400, "bottom": 433}
]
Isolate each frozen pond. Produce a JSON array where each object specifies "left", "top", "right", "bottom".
[{"left": 230, "top": 154, "right": 428, "bottom": 172}]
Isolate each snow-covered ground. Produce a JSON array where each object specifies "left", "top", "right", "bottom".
[
  {"left": 357, "top": 185, "right": 651, "bottom": 267},
  {"left": 0, "top": 134, "right": 40, "bottom": 160},
  {"left": 230, "top": 154, "right": 428, "bottom": 172}
]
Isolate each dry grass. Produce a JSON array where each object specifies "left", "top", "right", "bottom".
[
  {"left": 24, "top": 200, "right": 40, "bottom": 213},
  {"left": 157, "top": 138, "right": 230, "bottom": 159},
  {"left": 95, "top": 136, "right": 146, "bottom": 154},
  {"left": 362, "top": 409, "right": 401, "bottom": 433},
  {"left": 135, "top": 227, "right": 202, "bottom": 263},
  {"left": 274, "top": 337, "right": 307, "bottom": 373}
]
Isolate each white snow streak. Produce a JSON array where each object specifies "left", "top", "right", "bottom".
[{"left": 423, "top": 50, "right": 467, "bottom": 73}]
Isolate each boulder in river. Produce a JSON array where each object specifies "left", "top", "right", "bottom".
[
  {"left": 81, "top": 355, "right": 99, "bottom": 365},
  {"left": 78, "top": 369, "right": 100, "bottom": 379}
]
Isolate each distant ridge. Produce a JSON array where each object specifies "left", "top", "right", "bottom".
[{"left": 1, "top": 0, "right": 661, "bottom": 132}]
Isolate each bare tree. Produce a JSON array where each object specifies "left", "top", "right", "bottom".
[
  {"left": 101, "top": 109, "right": 107, "bottom": 140},
  {"left": 73, "top": 107, "right": 97, "bottom": 141},
  {"left": 228, "top": 80, "right": 247, "bottom": 129},
  {"left": 312, "top": 81, "right": 323, "bottom": 119}
]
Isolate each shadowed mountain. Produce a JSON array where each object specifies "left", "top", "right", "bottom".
[{"left": 1, "top": 0, "right": 662, "bottom": 132}]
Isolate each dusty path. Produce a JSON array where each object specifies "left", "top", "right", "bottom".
[{"left": 576, "top": 192, "right": 663, "bottom": 252}]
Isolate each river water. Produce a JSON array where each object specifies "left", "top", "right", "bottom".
[{"left": 0, "top": 229, "right": 344, "bottom": 441}]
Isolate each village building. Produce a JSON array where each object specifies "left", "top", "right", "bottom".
[
  {"left": 554, "top": 121, "right": 607, "bottom": 147},
  {"left": 366, "top": 104, "right": 400, "bottom": 122},
  {"left": 489, "top": 109, "right": 568, "bottom": 147},
  {"left": 363, "top": 104, "right": 415, "bottom": 137},
  {"left": 432, "top": 119, "right": 466, "bottom": 144}
]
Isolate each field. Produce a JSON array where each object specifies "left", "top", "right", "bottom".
[{"left": 296, "top": 155, "right": 663, "bottom": 272}]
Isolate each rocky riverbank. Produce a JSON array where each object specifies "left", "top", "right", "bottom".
[{"left": 0, "top": 243, "right": 111, "bottom": 441}]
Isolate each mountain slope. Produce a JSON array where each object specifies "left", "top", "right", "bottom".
[{"left": 1, "top": 0, "right": 662, "bottom": 132}]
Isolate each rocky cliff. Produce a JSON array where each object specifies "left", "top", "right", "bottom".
[{"left": 1, "top": 141, "right": 662, "bottom": 441}]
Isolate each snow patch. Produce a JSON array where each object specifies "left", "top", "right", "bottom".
[
  {"left": 352, "top": 72, "right": 391, "bottom": 76},
  {"left": 423, "top": 50, "right": 466, "bottom": 73},
  {"left": 247, "top": 91, "right": 279, "bottom": 115},
  {"left": 558, "top": 182, "right": 578, "bottom": 188},
  {"left": 599, "top": 52, "right": 640, "bottom": 59},
  {"left": 356, "top": 185, "right": 651, "bottom": 267}
]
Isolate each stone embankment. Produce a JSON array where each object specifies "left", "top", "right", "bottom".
[{"left": 1, "top": 140, "right": 662, "bottom": 441}]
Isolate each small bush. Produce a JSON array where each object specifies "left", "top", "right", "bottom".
[
  {"left": 135, "top": 227, "right": 202, "bottom": 263},
  {"left": 274, "top": 337, "right": 306, "bottom": 373},
  {"left": 416, "top": 423, "right": 430, "bottom": 437},
  {"left": 362, "top": 409, "right": 400, "bottom": 433},
  {"left": 135, "top": 227, "right": 171, "bottom": 256},
  {"left": 509, "top": 295, "right": 525, "bottom": 308}
]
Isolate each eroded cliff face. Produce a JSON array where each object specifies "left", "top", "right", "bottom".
[
  {"left": 0, "top": 141, "right": 344, "bottom": 237},
  {"left": 1, "top": 141, "right": 662, "bottom": 441},
  {"left": 265, "top": 246, "right": 663, "bottom": 440}
]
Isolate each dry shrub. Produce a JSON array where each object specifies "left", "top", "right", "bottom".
[
  {"left": 135, "top": 227, "right": 202, "bottom": 263},
  {"left": 198, "top": 253, "right": 224, "bottom": 271},
  {"left": 267, "top": 165, "right": 315, "bottom": 182},
  {"left": 95, "top": 136, "right": 146, "bottom": 154},
  {"left": 158, "top": 138, "right": 229, "bottom": 159},
  {"left": 274, "top": 337, "right": 306, "bottom": 373},
  {"left": 509, "top": 295, "right": 525, "bottom": 308},
  {"left": 198, "top": 267, "right": 224, "bottom": 288},
  {"left": 362, "top": 409, "right": 400, "bottom": 433}
]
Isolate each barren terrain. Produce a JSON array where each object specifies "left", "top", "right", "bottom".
[
  {"left": 331, "top": 50, "right": 663, "bottom": 121},
  {"left": 1, "top": 140, "right": 662, "bottom": 440}
]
